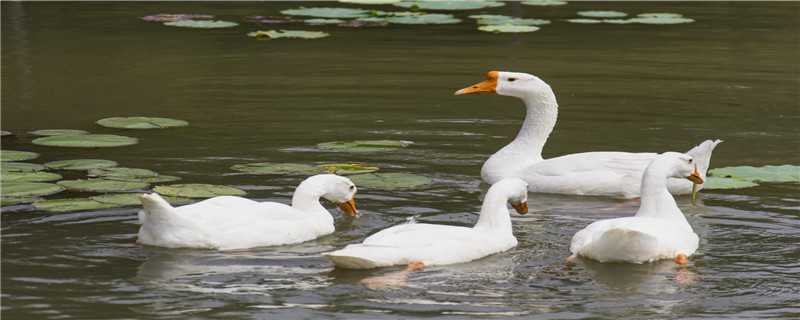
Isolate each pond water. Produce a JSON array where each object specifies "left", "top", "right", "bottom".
[{"left": 2, "top": 2, "right": 799, "bottom": 319}]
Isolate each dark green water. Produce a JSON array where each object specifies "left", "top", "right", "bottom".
[{"left": 2, "top": 2, "right": 799, "bottom": 319}]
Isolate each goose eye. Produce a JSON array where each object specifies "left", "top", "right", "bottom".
[
  {"left": 508, "top": 78, "right": 517, "bottom": 82},
  {"left": 688, "top": 159, "right": 693, "bottom": 164},
  {"left": 349, "top": 185, "right": 355, "bottom": 191}
]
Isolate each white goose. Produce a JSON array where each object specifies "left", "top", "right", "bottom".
[
  {"left": 569, "top": 152, "right": 703, "bottom": 264},
  {"left": 455, "top": 71, "right": 721, "bottom": 198},
  {"left": 137, "top": 174, "right": 358, "bottom": 250},
  {"left": 325, "top": 178, "right": 528, "bottom": 269}
]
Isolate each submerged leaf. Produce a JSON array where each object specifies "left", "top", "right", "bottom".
[
  {"left": 163, "top": 20, "right": 239, "bottom": 28},
  {"left": 32, "top": 134, "right": 138, "bottom": 148},
  {"left": 349, "top": 173, "right": 432, "bottom": 190},
  {"left": 96, "top": 117, "right": 188, "bottom": 129},
  {"left": 2, "top": 162, "right": 46, "bottom": 172},
  {"left": 230, "top": 162, "right": 322, "bottom": 175},
  {"left": 478, "top": 25, "right": 540, "bottom": 33},
  {"left": 318, "top": 163, "right": 380, "bottom": 175},
  {"left": 393, "top": 1, "right": 504, "bottom": 10},
  {"left": 29, "top": 129, "right": 89, "bottom": 136},
  {"left": 33, "top": 198, "right": 121, "bottom": 213},
  {"left": 281, "top": 7, "right": 370, "bottom": 18},
  {"left": 1, "top": 171, "right": 62, "bottom": 183},
  {"left": 58, "top": 179, "right": 150, "bottom": 193},
  {"left": 3, "top": 182, "right": 65, "bottom": 197},
  {"left": 248, "top": 30, "right": 330, "bottom": 39},
  {"left": 1, "top": 150, "right": 39, "bottom": 162},
  {"left": 317, "top": 140, "right": 413, "bottom": 152},
  {"left": 45, "top": 159, "right": 118, "bottom": 171},
  {"left": 154, "top": 184, "right": 247, "bottom": 198}
]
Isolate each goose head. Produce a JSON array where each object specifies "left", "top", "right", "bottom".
[
  {"left": 491, "top": 178, "right": 529, "bottom": 214},
  {"left": 655, "top": 152, "right": 704, "bottom": 184},
  {"left": 300, "top": 174, "right": 359, "bottom": 217},
  {"left": 455, "top": 71, "right": 552, "bottom": 100}
]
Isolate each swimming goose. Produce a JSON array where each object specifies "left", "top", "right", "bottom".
[
  {"left": 137, "top": 174, "right": 358, "bottom": 250},
  {"left": 569, "top": 152, "right": 702, "bottom": 264},
  {"left": 324, "top": 178, "right": 528, "bottom": 269},
  {"left": 455, "top": 71, "right": 721, "bottom": 198}
]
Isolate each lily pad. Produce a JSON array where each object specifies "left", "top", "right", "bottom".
[
  {"left": 1, "top": 131, "right": 11, "bottom": 137},
  {"left": 385, "top": 13, "right": 461, "bottom": 24},
  {"left": 106, "top": 175, "right": 181, "bottom": 184},
  {"left": 629, "top": 16, "right": 694, "bottom": 25},
  {"left": 248, "top": 30, "right": 330, "bottom": 39},
  {"left": 58, "top": 179, "right": 150, "bottom": 193},
  {"left": 349, "top": 173, "right": 432, "bottom": 190},
  {"left": 163, "top": 20, "right": 239, "bottom": 28},
  {"left": 29, "top": 129, "right": 89, "bottom": 136},
  {"left": 709, "top": 165, "right": 800, "bottom": 183},
  {"left": 2, "top": 162, "right": 46, "bottom": 172},
  {"left": 153, "top": 184, "right": 247, "bottom": 198},
  {"left": 318, "top": 163, "right": 380, "bottom": 175},
  {"left": 230, "top": 162, "right": 322, "bottom": 175},
  {"left": 96, "top": 117, "right": 189, "bottom": 129},
  {"left": 32, "top": 134, "right": 138, "bottom": 148},
  {"left": 142, "top": 14, "right": 214, "bottom": 22},
  {"left": 638, "top": 13, "right": 685, "bottom": 19},
  {"left": 33, "top": 198, "right": 121, "bottom": 213},
  {"left": 521, "top": 0, "right": 567, "bottom": 6},
  {"left": 317, "top": 140, "right": 413, "bottom": 152},
  {"left": 470, "top": 15, "right": 550, "bottom": 26},
  {"left": 566, "top": 18, "right": 603, "bottom": 24},
  {"left": 340, "top": 0, "right": 401, "bottom": 4},
  {"left": 88, "top": 167, "right": 159, "bottom": 179},
  {"left": 1, "top": 171, "right": 62, "bottom": 183},
  {"left": 577, "top": 10, "right": 627, "bottom": 18},
  {"left": 602, "top": 19, "right": 638, "bottom": 24},
  {"left": 479, "top": 25, "right": 541, "bottom": 33},
  {"left": 305, "top": 18, "right": 346, "bottom": 25},
  {"left": 338, "top": 19, "right": 390, "bottom": 27},
  {"left": 45, "top": 159, "right": 118, "bottom": 171},
  {"left": 1, "top": 197, "right": 39, "bottom": 206},
  {"left": 702, "top": 176, "right": 759, "bottom": 190},
  {"left": 1, "top": 150, "right": 39, "bottom": 162},
  {"left": 393, "top": 1, "right": 504, "bottom": 10},
  {"left": 245, "top": 16, "right": 304, "bottom": 24},
  {"left": 281, "top": 7, "right": 370, "bottom": 18},
  {"left": 3, "top": 182, "right": 65, "bottom": 197},
  {"left": 91, "top": 193, "right": 194, "bottom": 207}
]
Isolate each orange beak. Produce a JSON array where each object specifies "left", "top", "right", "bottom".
[
  {"left": 338, "top": 197, "right": 358, "bottom": 217},
  {"left": 687, "top": 166, "right": 703, "bottom": 184},
  {"left": 511, "top": 201, "right": 528, "bottom": 214},
  {"left": 454, "top": 71, "right": 498, "bottom": 95}
]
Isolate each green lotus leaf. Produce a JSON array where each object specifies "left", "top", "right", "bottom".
[
  {"left": 154, "top": 184, "right": 247, "bottom": 198},
  {"left": 393, "top": 1, "right": 504, "bottom": 11},
  {"left": 305, "top": 18, "right": 346, "bottom": 25},
  {"left": 1, "top": 171, "right": 62, "bottom": 183},
  {"left": 163, "top": 20, "right": 239, "bottom": 28},
  {"left": 479, "top": 25, "right": 541, "bottom": 33},
  {"left": 88, "top": 167, "right": 159, "bottom": 179},
  {"left": 3, "top": 182, "right": 65, "bottom": 197},
  {"left": 96, "top": 117, "right": 189, "bottom": 129},
  {"left": 385, "top": 13, "right": 461, "bottom": 24},
  {"left": 1, "top": 197, "right": 39, "bottom": 206},
  {"left": 1, "top": 131, "right": 11, "bottom": 137},
  {"left": 709, "top": 165, "right": 800, "bottom": 183},
  {"left": 317, "top": 140, "right": 413, "bottom": 152},
  {"left": 1, "top": 150, "right": 39, "bottom": 162},
  {"left": 90, "top": 193, "right": 194, "bottom": 207},
  {"left": 105, "top": 175, "right": 181, "bottom": 183},
  {"left": 32, "top": 134, "right": 138, "bottom": 148},
  {"left": 349, "top": 173, "right": 432, "bottom": 190},
  {"left": 29, "top": 129, "right": 89, "bottom": 136},
  {"left": 470, "top": 15, "right": 550, "bottom": 26},
  {"left": 702, "top": 177, "right": 759, "bottom": 190},
  {"left": 230, "top": 162, "right": 322, "bottom": 175},
  {"left": 45, "top": 159, "right": 119, "bottom": 171},
  {"left": 577, "top": 10, "right": 627, "bottom": 18},
  {"left": 629, "top": 16, "right": 694, "bottom": 25},
  {"left": 339, "top": 0, "right": 402, "bottom": 4},
  {"left": 281, "top": 7, "right": 370, "bottom": 18},
  {"left": 566, "top": 18, "right": 603, "bottom": 24},
  {"left": 248, "top": 30, "right": 330, "bottom": 39},
  {"left": 2, "top": 162, "right": 46, "bottom": 172},
  {"left": 33, "top": 198, "right": 121, "bottom": 213},
  {"left": 58, "top": 179, "right": 149, "bottom": 193},
  {"left": 521, "top": 0, "right": 567, "bottom": 6},
  {"left": 318, "top": 163, "right": 380, "bottom": 175}
]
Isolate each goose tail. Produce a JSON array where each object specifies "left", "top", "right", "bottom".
[
  {"left": 685, "top": 139, "right": 723, "bottom": 176},
  {"left": 577, "top": 228, "right": 660, "bottom": 263},
  {"left": 324, "top": 245, "right": 395, "bottom": 269}
]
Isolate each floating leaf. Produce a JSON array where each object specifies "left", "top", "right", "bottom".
[
  {"left": 566, "top": 18, "right": 603, "bottom": 24},
  {"left": 91, "top": 193, "right": 194, "bottom": 207},
  {"left": 163, "top": 20, "right": 239, "bottom": 28},
  {"left": 702, "top": 177, "right": 759, "bottom": 190},
  {"left": 317, "top": 140, "right": 413, "bottom": 152},
  {"left": 385, "top": 13, "right": 461, "bottom": 24},
  {"left": 141, "top": 14, "right": 214, "bottom": 22},
  {"left": 709, "top": 165, "right": 800, "bottom": 184},
  {"left": 339, "top": 0, "right": 401, "bottom": 4},
  {"left": 479, "top": 25, "right": 541, "bottom": 33},
  {"left": 602, "top": 19, "right": 638, "bottom": 24},
  {"left": 1, "top": 131, "right": 11, "bottom": 137},
  {"left": 305, "top": 18, "right": 346, "bottom": 25},
  {"left": 521, "top": 0, "right": 567, "bottom": 6},
  {"left": 58, "top": 179, "right": 150, "bottom": 193},
  {"left": 230, "top": 162, "right": 322, "bottom": 175},
  {"left": 245, "top": 16, "right": 304, "bottom": 24},
  {"left": 1, "top": 197, "right": 39, "bottom": 206},
  {"left": 45, "top": 159, "right": 118, "bottom": 171},
  {"left": 629, "top": 16, "right": 694, "bottom": 25},
  {"left": 3, "top": 182, "right": 64, "bottom": 197},
  {"left": 154, "top": 184, "right": 247, "bottom": 198},
  {"left": 318, "top": 163, "right": 380, "bottom": 175},
  {"left": 29, "top": 129, "right": 89, "bottom": 136},
  {"left": 393, "top": 1, "right": 504, "bottom": 10},
  {"left": 638, "top": 13, "right": 685, "bottom": 19},
  {"left": 33, "top": 198, "right": 121, "bottom": 213},
  {"left": 32, "top": 134, "right": 138, "bottom": 148},
  {"left": 338, "top": 19, "right": 390, "bottom": 27},
  {"left": 470, "top": 15, "right": 550, "bottom": 26},
  {"left": 96, "top": 117, "right": 189, "bottom": 129},
  {"left": 248, "top": 30, "right": 330, "bottom": 39},
  {"left": 1, "top": 150, "right": 39, "bottom": 162},
  {"left": 577, "top": 10, "right": 627, "bottom": 18},
  {"left": 106, "top": 175, "right": 181, "bottom": 183},
  {"left": 1, "top": 171, "right": 62, "bottom": 183},
  {"left": 2, "top": 162, "right": 46, "bottom": 172},
  {"left": 281, "top": 7, "right": 370, "bottom": 18},
  {"left": 88, "top": 167, "right": 158, "bottom": 179},
  {"left": 349, "top": 173, "right": 432, "bottom": 190}
]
